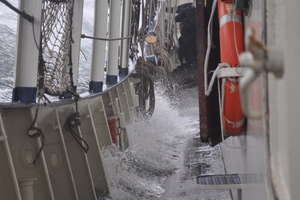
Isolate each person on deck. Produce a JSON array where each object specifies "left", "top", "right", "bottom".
[{"left": 174, "top": 2, "right": 197, "bottom": 67}]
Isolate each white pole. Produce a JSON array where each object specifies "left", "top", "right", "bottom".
[
  {"left": 120, "top": 0, "right": 132, "bottom": 78},
  {"left": 72, "top": 0, "right": 84, "bottom": 93},
  {"left": 12, "top": 0, "right": 42, "bottom": 103},
  {"left": 107, "top": 0, "right": 122, "bottom": 85},
  {"left": 89, "top": 0, "right": 109, "bottom": 93}
]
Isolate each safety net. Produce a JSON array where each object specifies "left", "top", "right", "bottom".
[{"left": 38, "top": 0, "right": 75, "bottom": 96}]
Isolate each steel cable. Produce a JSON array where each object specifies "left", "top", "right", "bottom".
[{"left": 0, "top": 0, "right": 34, "bottom": 22}]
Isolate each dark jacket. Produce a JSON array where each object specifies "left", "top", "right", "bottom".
[
  {"left": 175, "top": 3, "right": 193, "bottom": 13},
  {"left": 175, "top": 4, "right": 196, "bottom": 38}
]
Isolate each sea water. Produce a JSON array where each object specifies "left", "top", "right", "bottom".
[
  {"left": 0, "top": 0, "right": 95, "bottom": 101},
  {"left": 101, "top": 95, "right": 189, "bottom": 199},
  {"left": 0, "top": 1, "right": 231, "bottom": 199},
  {"left": 0, "top": 0, "right": 18, "bottom": 102},
  {"left": 100, "top": 88, "right": 231, "bottom": 199}
]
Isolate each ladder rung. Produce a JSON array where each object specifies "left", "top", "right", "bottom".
[
  {"left": 197, "top": 174, "right": 258, "bottom": 190},
  {"left": 197, "top": 174, "right": 241, "bottom": 185}
]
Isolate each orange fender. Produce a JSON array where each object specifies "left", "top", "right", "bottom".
[
  {"left": 218, "top": 0, "right": 245, "bottom": 136},
  {"left": 223, "top": 80, "right": 245, "bottom": 136}
]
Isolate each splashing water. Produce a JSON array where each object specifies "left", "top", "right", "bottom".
[
  {"left": 100, "top": 90, "right": 231, "bottom": 200},
  {"left": 101, "top": 93, "right": 196, "bottom": 199},
  {"left": 1, "top": 1, "right": 231, "bottom": 199}
]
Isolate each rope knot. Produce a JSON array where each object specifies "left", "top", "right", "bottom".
[
  {"left": 230, "top": 81, "right": 237, "bottom": 93},
  {"left": 65, "top": 112, "right": 89, "bottom": 153}
]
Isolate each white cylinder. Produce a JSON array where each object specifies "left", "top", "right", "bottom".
[
  {"left": 90, "top": 0, "right": 109, "bottom": 92},
  {"left": 72, "top": 0, "right": 84, "bottom": 90},
  {"left": 120, "top": 0, "right": 132, "bottom": 76},
  {"left": 12, "top": 0, "right": 42, "bottom": 102},
  {"left": 107, "top": 0, "right": 122, "bottom": 85}
]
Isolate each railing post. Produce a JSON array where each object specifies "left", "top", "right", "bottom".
[
  {"left": 71, "top": 0, "right": 84, "bottom": 93},
  {"left": 89, "top": 0, "right": 109, "bottom": 93},
  {"left": 12, "top": 0, "right": 42, "bottom": 103},
  {"left": 120, "top": 0, "right": 132, "bottom": 78},
  {"left": 106, "top": 0, "right": 122, "bottom": 86},
  {"left": 59, "top": 0, "right": 84, "bottom": 99}
]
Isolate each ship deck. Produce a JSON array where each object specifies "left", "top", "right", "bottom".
[{"left": 158, "top": 67, "right": 232, "bottom": 199}]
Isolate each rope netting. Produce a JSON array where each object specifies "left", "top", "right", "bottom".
[{"left": 39, "top": 0, "right": 75, "bottom": 96}]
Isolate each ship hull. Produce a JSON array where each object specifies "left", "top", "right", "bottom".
[{"left": 218, "top": 0, "right": 300, "bottom": 199}]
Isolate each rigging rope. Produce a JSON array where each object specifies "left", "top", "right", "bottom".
[
  {"left": 204, "top": 0, "right": 218, "bottom": 96},
  {"left": 134, "top": 0, "right": 174, "bottom": 118},
  {"left": 148, "top": 0, "right": 153, "bottom": 31},
  {"left": 132, "top": 0, "right": 177, "bottom": 119},
  {"left": 0, "top": 0, "right": 34, "bottom": 23},
  {"left": 27, "top": 107, "right": 44, "bottom": 165},
  {"left": 155, "top": 46, "right": 174, "bottom": 90},
  {"left": 65, "top": 112, "right": 89, "bottom": 153},
  {"left": 81, "top": 34, "right": 132, "bottom": 41},
  {"left": 0, "top": 0, "right": 40, "bottom": 51},
  {"left": 27, "top": 95, "right": 50, "bottom": 165},
  {"left": 129, "top": 0, "right": 141, "bottom": 60},
  {"left": 132, "top": 0, "right": 156, "bottom": 119},
  {"left": 117, "top": 118, "right": 123, "bottom": 150},
  {"left": 135, "top": 56, "right": 155, "bottom": 118}
]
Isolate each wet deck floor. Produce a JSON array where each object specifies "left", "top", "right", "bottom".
[{"left": 159, "top": 70, "right": 232, "bottom": 199}]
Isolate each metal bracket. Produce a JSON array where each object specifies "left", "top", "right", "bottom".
[
  {"left": 222, "top": 0, "right": 252, "bottom": 15},
  {"left": 233, "top": 0, "right": 244, "bottom": 11},
  {"left": 239, "top": 28, "right": 284, "bottom": 119}
]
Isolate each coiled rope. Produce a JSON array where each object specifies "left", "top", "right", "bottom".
[
  {"left": 135, "top": 56, "right": 155, "bottom": 118},
  {"left": 155, "top": 46, "right": 174, "bottom": 90},
  {"left": 132, "top": 0, "right": 155, "bottom": 119},
  {"left": 133, "top": 0, "right": 177, "bottom": 119}
]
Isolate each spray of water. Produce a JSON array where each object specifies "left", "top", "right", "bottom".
[{"left": 100, "top": 92, "right": 196, "bottom": 199}]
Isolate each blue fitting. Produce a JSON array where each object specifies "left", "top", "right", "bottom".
[
  {"left": 89, "top": 81, "right": 103, "bottom": 93},
  {"left": 12, "top": 87, "right": 37, "bottom": 103}
]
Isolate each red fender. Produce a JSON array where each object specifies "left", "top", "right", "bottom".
[{"left": 218, "top": 0, "right": 245, "bottom": 136}]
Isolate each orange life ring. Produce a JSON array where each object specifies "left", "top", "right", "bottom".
[{"left": 218, "top": 0, "right": 245, "bottom": 136}]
